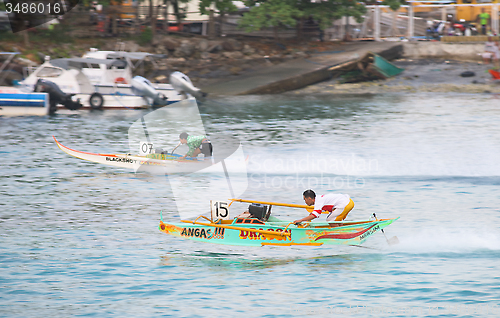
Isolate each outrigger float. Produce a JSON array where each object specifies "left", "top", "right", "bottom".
[{"left": 159, "top": 199, "right": 399, "bottom": 247}]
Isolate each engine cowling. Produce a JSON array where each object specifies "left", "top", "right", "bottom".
[
  {"left": 169, "top": 71, "right": 207, "bottom": 100},
  {"left": 131, "top": 76, "right": 168, "bottom": 106}
]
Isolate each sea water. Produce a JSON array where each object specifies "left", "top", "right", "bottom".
[{"left": 1, "top": 93, "right": 499, "bottom": 317}]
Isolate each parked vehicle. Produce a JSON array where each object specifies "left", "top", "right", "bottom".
[{"left": 453, "top": 20, "right": 479, "bottom": 36}]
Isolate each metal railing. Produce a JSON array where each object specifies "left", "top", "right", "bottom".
[{"left": 55, "top": 3, "right": 500, "bottom": 40}]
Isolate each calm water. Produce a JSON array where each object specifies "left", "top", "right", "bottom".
[{"left": 1, "top": 93, "right": 500, "bottom": 317}]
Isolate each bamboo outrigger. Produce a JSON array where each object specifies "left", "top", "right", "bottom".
[{"left": 159, "top": 199, "right": 399, "bottom": 247}]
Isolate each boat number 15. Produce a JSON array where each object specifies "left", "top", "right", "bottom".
[
  {"left": 139, "top": 141, "right": 154, "bottom": 155},
  {"left": 211, "top": 201, "right": 229, "bottom": 220}
]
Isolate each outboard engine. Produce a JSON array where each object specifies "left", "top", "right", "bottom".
[
  {"left": 169, "top": 71, "right": 207, "bottom": 100},
  {"left": 131, "top": 76, "right": 168, "bottom": 107},
  {"left": 248, "top": 203, "right": 269, "bottom": 221},
  {"left": 34, "top": 79, "right": 83, "bottom": 113}
]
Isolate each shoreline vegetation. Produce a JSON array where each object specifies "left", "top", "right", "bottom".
[
  {"left": 0, "top": 34, "right": 325, "bottom": 86},
  {"left": 1, "top": 32, "right": 499, "bottom": 95}
]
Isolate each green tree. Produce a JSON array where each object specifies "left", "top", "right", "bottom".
[
  {"left": 239, "top": 0, "right": 304, "bottom": 39},
  {"left": 157, "top": 0, "right": 190, "bottom": 35},
  {"left": 240, "top": 0, "right": 366, "bottom": 40},
  {"left": 199, "top": 0, "right": 238, "bottom": 36},
  {"left": 382, "top": 0, "right": 405, "bottom": 11},
  {"left": 172, "top": 0, "right": 190, "bottom": 28},
  {"left": 81, "top": 0, "right": 123, "bottom": 36},
  {"left": 382, "top": 0, "right": 406, "bottom": 36},
  {"left": 199, "top": 0, "right": 238, "bottom": 15},
  {"left": 305, "top": 0, "right": 366, "bottom": 40}
]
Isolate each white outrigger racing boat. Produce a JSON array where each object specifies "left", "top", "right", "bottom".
[{"left": 54, "top": 136, "right": 215, "bottom": 174}]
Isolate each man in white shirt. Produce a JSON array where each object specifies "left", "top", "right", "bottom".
[
  {"left": 294, "top": 189, "right": 355, "bottom": 224},
  {"left": 482, "top": 37, "right": 499, "bottom": 66}
]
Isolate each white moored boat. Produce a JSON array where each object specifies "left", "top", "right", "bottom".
[{"left": 20, "top": 49, "right": 205, "bottom": 110}]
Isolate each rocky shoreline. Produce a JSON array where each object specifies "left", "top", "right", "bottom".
[
  {"left": 3, "top": 36, "right": 500, "bottom": 95},
  {"left": 290, "top": 58, "right": 500, "bottom": 95},
  {"left": 1, "top": 36, "right": 340, "bottom": 87}
]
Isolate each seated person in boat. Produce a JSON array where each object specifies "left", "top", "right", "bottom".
[
  {"left": 294, "top": 189, "right": 354, "bottom": 225},
  {"left": 178, "top": 132, "right": 213, "bottom": 159}
]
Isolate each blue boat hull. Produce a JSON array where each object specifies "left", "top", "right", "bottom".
[{"left": 0, "top": 92, "right": 49, "bottom": 116}]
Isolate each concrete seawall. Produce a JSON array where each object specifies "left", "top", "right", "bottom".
[
  {"left": 201, "top": 42, "right": 403, "bottom": 96},
  {"left": 402, "top": 42, "right": 484, "bottom": 61},
  {"left": 201, "top": 41, "right": 488, "bottom": 96}
]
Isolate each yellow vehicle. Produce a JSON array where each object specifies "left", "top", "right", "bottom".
[
  {"left": 110, "top": 0, "right": 136, "bottom": 20},
  {"left": 396, "top": 2, "right": 437, "bottom": 13},
  {"left": 456, "top": 0, "right": 499, "bottom": 22},
  {"left": 382, "top": 0, "right": 454, "bottom": 13}
]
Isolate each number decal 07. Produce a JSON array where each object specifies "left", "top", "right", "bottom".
[
  {"left": 211, "top": 200, "right": 230, "bottom": 221},
  {"left": 139, "top": 141, "right": 154, "bottom": 155}
]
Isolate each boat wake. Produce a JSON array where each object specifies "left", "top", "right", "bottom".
[{"left": 389, "top": 228, "right": 500, "bottom": 254}]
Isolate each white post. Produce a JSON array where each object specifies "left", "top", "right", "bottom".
[
  {"left": 392, "top": 10, "right": 398, "bottom": 36},
  {"left": 374, "top": 6, "right": 381, "bottom": 41},
  {"left": 493, "top": 4, "right": 499, "bottom": 36},
  {"left": 341, "top": 16, "right": 346, "bottom": 40},
  {"left": 408, "top": 3, "right": 414, "bottom": 39},
  {"left": 441, "top": 6, "right": 446, "bottom": 22}
]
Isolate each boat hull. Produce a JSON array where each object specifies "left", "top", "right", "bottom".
[
  {"left": 159, "top": 218, "right": 397, "bottom": 247},
  {"left": 53, "top": 136, "right": 212, "bottom": 173},
  {"left": 0, "top": 89, "right": 49, "bottom": 116},
  {"left": 70, "top": 84, "right": 193, "bottom": 109}
]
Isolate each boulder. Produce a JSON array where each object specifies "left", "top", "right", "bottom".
[
  {"left": 162, "top": 37, "right": 179, "bottom": 51},
  {"left": 200, "top": 52, "right": 211, "bottom": 60},
  {"left": 197, "top": 39, "right": 210, "bottom": 52},
  {"left": 293, "top": 51, "right": 308, "bottom": 59},
  {"left": 222, "top": 51, "right": 244, "bottom": 59},
  {"left": 168, "top": 57, "right": 186, "bottom": 67},
  {"left": 155, "top": 75, "right": 167, "bottom": 82},
  {"left": 207, "top": 43, "right": 222, "bottom": 53},
  {"left": 155, "top": 45, "right": 167, "bottom": 54},
  {"left": 242, "top": 44, "right": 256, "bottom": 55},
  {"left": 207, "top": 53, "right": 220, "bottom": 60},
  {"left": 174, "top": 40, "right": 195, "bottom": 58},
  {"left": 221, "top": 38, "right": 243, "bottom": 51},
  {"left": 249, "top": 53, "right": 263, "bottom": 60}
]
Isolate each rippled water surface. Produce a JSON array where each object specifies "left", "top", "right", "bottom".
[{"left": 1, "top": 93, "right": 500, "bottom": 317}]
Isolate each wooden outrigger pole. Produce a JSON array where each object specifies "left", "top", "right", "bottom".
[{"left": 229, "top": 198, "right": 314, "bottom": 213}]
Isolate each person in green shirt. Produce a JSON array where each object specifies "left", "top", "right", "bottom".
[
  {"left": 477, "top": 8, "right": 490, "bottom": 35},
  {"left": 178, "top": 132, "right": 213, "bottom": 159}
]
